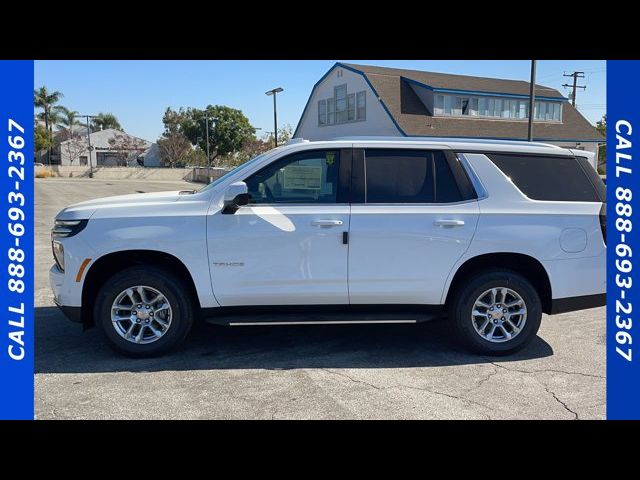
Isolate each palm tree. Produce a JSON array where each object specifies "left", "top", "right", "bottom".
[
  {"left": 34, "top": 86, "right": 64, "bottom": 164},
  {"left": 91, "top": 112, "right": 122, "bottom": 132},
  {"left": 56, "top": 106, "right": 80, "bottom": 139}
]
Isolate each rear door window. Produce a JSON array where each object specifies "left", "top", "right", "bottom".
[
  {"left": 486, "top": 153, "right": 602, "bottom": 202},
  {"left": 363, "top": 149, "right": 467, "bottom": 204}
]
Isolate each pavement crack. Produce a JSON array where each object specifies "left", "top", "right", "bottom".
[
  {"left": 491, "top": 362, "right": 604, "bottom": 379},
  {"left": 320, "top": 368, "right": 384, "bottom": 390},
  {"left": 544, "top": 385, "right": 579, "bottom": 420},
  {"left": 321, "top": 369, "right": 491, "bottom": 419},
  {"left": 395, "top": 384, "right": 491, "bottom": 417},
  {"left": 490, "top": 362, "right": 581, "bottom": 419},
  {"left": 473, "top": 365, "right": 501, "bottom": 389}
]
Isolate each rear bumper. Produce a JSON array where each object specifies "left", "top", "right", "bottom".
[{"left": 549, "top": 293, "right": 606, "bottom": 314}]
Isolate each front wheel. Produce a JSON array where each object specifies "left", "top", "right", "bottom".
[
  {"left": 449, "top": 270, "right": 542, "bottom": 355},
  {"left": 94, "top": 266, "right": 194, "bottom": 358}
]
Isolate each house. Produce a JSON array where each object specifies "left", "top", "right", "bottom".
[
  {"left": 48, "top": 128, "right": 161, "bottom": 167},
  {"left": 294, "top": 63, "right": 604, "bottom": 156}
]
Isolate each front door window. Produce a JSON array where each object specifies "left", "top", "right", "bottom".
[{"left": 245, "top": 150, "right": 341, "bottom": 204}]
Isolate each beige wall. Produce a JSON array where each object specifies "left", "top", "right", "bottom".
[{"left": 35, "top": 166, "right": 230, "bottom": 183}]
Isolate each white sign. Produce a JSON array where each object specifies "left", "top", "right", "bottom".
[{"left": 283, "top": 165, "right": 322, "bottom": 190}]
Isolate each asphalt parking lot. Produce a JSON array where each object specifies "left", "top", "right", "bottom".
[{"left": 35, "top": 177, "right": 606, "bottom": 419}]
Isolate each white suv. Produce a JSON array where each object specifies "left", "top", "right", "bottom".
[{"left": 49, "top": 138, "right": 606, "bottom": 357}]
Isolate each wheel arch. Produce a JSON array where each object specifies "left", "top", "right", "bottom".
[
  {"left": 81, "top": 249, "right": 201, "bottom": 328},
  {"left": 444, "top": 252, "right": 553, "bottom": 314}
]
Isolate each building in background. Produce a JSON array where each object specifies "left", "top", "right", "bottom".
[
  {"left": 294, "top": 63, "right": 604, "bottom": 156},
  {"left": 43, "top": 128, "right": 161, "bottom": 167}
]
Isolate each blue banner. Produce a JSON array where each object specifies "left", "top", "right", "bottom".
[
  {"left": 0, "top": 60, "right": 34, "bottom": 419},
  {"left": 607, "top": 60, "right": 640, "bottom": 419}
]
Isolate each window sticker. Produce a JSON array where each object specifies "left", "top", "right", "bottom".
[
  {"left": 283, "top": 165, "right": 322, "bottom": 190},
  {"left": 326, "top": 152, "right": 335, "bottom": 166}
]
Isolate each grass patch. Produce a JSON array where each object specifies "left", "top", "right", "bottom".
[{"left": 35, "top": 168, "right": 55, "bottom": 178}]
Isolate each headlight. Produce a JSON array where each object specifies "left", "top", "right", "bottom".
[
  {"left": 52, "top": 241, "right": 65, "bottom": 271},
  {"left": 51, "top": 219, "right": 88, "bottom": 238}
]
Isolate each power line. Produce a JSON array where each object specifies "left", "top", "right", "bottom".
[{"left": 562, "top": 71, "right": 586, "bottom": 107}]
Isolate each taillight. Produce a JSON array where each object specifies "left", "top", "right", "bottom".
[{"left": 599, "top": 203, "right": 606, "bottom": 245}]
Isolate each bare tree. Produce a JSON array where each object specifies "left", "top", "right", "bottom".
[
  {"left": 61, "top": 131, "right": 87, "bottom": 165},
  {"left": 108, "top": 133, "right": 148, "bottom": 166},
  {"left": 157, "top": 131, "right": 191, "bottom": 168}
]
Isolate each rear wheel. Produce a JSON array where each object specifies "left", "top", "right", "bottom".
[
  {"left": 94, "top": 266, "right": 194, "bottom": 357},
  {"left": 449, "top": 270, "right": 542, "bottom": 355}
]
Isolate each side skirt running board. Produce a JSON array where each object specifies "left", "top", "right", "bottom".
[{"left": 202, "top": 309, "right": 442, "bottom": 327}]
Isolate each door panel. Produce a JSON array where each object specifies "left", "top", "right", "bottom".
[
  {"left": 348, "top": 148, "right": 480, "bottom": 305},
  {"left": 207, "top": 148, "right": 351, "bottom": 306},
  {"left": 208, "top": 206, "right": 349, "bottom": 306},
  {"left": 348, "top": 203, "right": 479, "bottom": 304}
]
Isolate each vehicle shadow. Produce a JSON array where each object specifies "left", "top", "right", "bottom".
[{"left": 35, "top": 306, "right": 553, "bottom": 375}]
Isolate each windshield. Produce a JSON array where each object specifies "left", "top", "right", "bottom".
[{"left": 197, "top": 152, "right": 271, "bottom": 193}]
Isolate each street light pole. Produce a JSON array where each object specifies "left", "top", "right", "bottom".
[
  {"left": 527, "top": 60, "right": 537, "bottom": 142},
  {"left": 265, "top": 87, "right": 284, "bottom": 147},
  {"left": 205, "top": 113, "right": 211, "bottom": 184}
]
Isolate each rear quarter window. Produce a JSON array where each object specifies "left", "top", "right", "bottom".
[{"left": 486, "top": 153, "right": 602, "bottom": 202}]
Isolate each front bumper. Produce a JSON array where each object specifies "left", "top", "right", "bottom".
[
  {"left": 50, "top": 265, "right": 83, "bottom": 324},
  {"left": 54, "top": 299, "right": 82, "bottom": 323}
]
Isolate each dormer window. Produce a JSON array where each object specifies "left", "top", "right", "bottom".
[{"left": 434, "top": 93, "right": 562, "bottom": 122}]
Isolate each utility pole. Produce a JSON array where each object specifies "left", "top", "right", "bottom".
[
  {"left": 78, "top": 114, "right": 98, "bottom": 178},
  {"left": 527, "top": 60, "right": 536, "bottom": 142},
  {"left": 563, "top": 71, "right": 586, "bottom": 107}
]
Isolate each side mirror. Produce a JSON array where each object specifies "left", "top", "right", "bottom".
[{"left": 222, "top": 181, "right": 250, "bottom": 214}]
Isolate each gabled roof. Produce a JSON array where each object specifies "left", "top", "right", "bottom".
[
  {"left": 342, "top": 63, "right": 566, "bottom": 100},
  {"left": 59, "top": 128, "right": 152, "bottom": 149},
  {"left": 295, "top": 62, "right": 603, "bottom": 143}
]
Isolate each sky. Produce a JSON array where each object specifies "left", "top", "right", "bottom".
[{"left": 35, "top": 60, "right": 606, "bottom": 142}]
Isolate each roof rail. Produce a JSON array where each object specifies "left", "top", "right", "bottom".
[
  {"left": 330, "top": 136, "right": 562, "bottom": 149},
  {"left": 285, "top": 138, "right": 309, "bottom": 145}
]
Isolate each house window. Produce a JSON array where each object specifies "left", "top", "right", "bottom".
[
  {"left": 335, "top": 84, "right": 348, "bottom": 123},
  {"left": 357, "top": 91, "right": 366, "bottom": 120},
  {"left": 452, "top": 97, "right": 463, "bottom": 116},
  {"left": 502, "top": 99, "right": 511, "bottom": 118},
  {"left": 347, "top": 93, "right": 356, "bottom": 121},
  {"left": 519, "top": 102, "right": 528, "bottom": 119},
  {"left": 469, "top": 98, "right": 479, "bottom": 116},
  {"left": 319, "top": 86, "right": 367, "bottom": 126},
  {"left": 444, "top": 95, "right": 453, "bottom": 115},
  {"left": 434, "top": 94, "right": 444, "bottom": 115},
  {"left": 478, "top": 97, "right": 489, "bottom": 116},
  {"left": 433, "top": 93, "right": 563, "bottom": 122},
  {"left": 327, "top": 98, "right": 336, "bottom": 125},
  {"left": 318, "top": 100, "right": 327, "bottom": 125}
]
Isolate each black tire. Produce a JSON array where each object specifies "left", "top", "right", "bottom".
[
  {"left": 449, "top": 269, "right": 542, "bottom": 355},
  {"left": 94, "top": 266, "right": 194, "bottom": 358}
]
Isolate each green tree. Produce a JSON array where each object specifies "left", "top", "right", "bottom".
[
  {"left": 92, "top": 112, "right": 122, "bottom": 131},
  {"left": 596, "top": 115, "right": 606, "bottom": 174},
  {"left": 34, "top": 124, "right": 53, "bottom": 159},
  {"left": 34, "top": 86, "right": 64, "bottom": 164},
  {"left": 56, "top": 106, "right": 80, "bottom": 137},
  {"left": 162, "top": 105, "right": 255, "bottom": 165}
]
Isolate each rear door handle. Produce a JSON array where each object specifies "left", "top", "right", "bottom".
[
  {"left": 312, "top": 219, "right": 344, "bottom": 228},
  {"left": 434, "top": 219, "right": 465, "bottom": 227}
]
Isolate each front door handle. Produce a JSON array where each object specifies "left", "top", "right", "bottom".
[
  {"left": 434, "top": 219, "right": 465, "bottom": 227},
  {"left": 312, "top": 219, "right": 344, "bottom": 228}
]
